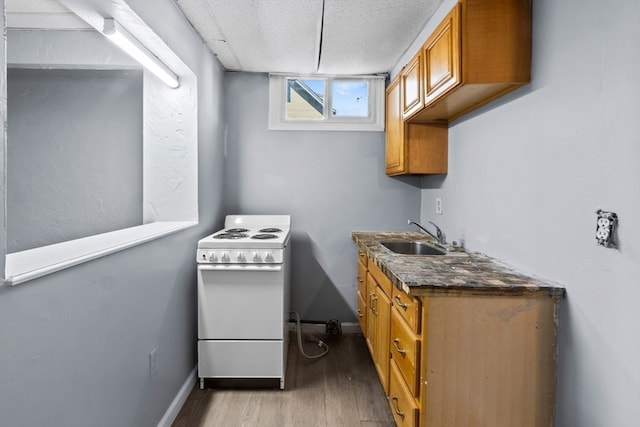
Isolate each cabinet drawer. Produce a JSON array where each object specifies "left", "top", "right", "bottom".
[
  {"left": 357, "top": 259, "right": 367, "bottom": 297},
  {"left": 390, "top": 307, "right": 420, "bottom": 397},
  {"left": 356, "top": 291, "right": 367, "bottom": 334},
  {"left": 392, "top": 287, "right": 421, "bottom": 333},
  {"left": 389, "top": 359, "right": 419, "bottom": 427},
  {"left": 368, "top": 258, "right": 392, "bottom": 297}
]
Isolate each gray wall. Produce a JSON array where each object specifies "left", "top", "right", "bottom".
[
  {"left": 0, "top": 0, "right": 6, "bottom": 277},
  {"left": 0, "top": 0, "right": 227, "bottom": 426},
  {"left": 225, "top": 72, "right": 422, "bottom": 321},
  {"left": 418, "top": 0, "right": 640, "bottom": 426},
  {"left": 7, "top": 68, "right": 143, "bottom": 252}
]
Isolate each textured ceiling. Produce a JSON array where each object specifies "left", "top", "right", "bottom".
[
  {"left": 5, "top": 0, "right": 444, "bottom": 76},
  {"left": 175, "top": 0, "right": 444, "bottom": 75}
]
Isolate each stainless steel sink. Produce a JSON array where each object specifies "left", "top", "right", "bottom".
[{"left": 380, "top": 241, "right": 447, "bottom": 256}]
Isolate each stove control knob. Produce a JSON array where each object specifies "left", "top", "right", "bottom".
[
  {"left": 221, "top": 252, "right": 230, "bottom": 263},
  {"left": 209, "top": 252, "right": 218, "bottom": 262},
  {"left": 237, "top": 253, "right": 245, "bottom": 262},
  {"left": 252, "top": 252, "right": 262, "bottom": 262},
  {"left": 264, "top": 252, "right": 274, "bottom": 263}
]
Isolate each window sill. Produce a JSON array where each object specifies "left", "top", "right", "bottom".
[{"left": 3, "top": 221, "right": 197, "bottom": 287}]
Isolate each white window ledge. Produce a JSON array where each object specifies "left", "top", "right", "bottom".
[{"left": 3, "top": 221, "right": 197, "bottom": 287}]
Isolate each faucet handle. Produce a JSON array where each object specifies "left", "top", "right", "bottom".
[{"left": 427, "top": 221, "right": 446, "bottom": 245}]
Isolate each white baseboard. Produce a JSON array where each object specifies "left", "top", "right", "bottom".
[
  {"left": 288, "top": 321, "right": 362, "bottom": 335},
  {"left": 341, "top": 322, "right": 362, "bottom": 334},
  {"left": 157, "top": 366, "right": 197, "bottom": 427}
]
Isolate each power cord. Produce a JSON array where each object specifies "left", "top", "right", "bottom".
[{"left": 290, "top": 311, "right": 329, "bottom": 359}]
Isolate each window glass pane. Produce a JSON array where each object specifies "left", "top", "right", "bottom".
[
  {"left": 286, "top": 78, "right": 324, "bottom": 120},
  {"left": 331, "top": 80, "right": 369, "bottom": 117}
]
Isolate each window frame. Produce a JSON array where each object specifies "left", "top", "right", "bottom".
[{"left": 268, "top": 74, "right": 386, "bottom": 131}]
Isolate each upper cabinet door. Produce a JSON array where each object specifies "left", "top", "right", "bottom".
[
  {"left": 401, "top": 52, "right": 423, "bottom": 119},
  {"left": 385, "top": 76, "right": 404, "bottom": 175},
  {"left": 423, "top": 4, "right": 461, "bottom": 106}
]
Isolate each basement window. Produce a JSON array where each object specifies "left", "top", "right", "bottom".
[{"left": 268, "top": 75, "right": 385, "bottom": 131}]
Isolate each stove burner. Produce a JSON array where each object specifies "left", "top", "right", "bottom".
[
  {"left": 259, "top": 228, "right": 282, "bottom": 233},
  {"left": 225, "top": 228, "right": 249, "bottom": 233},
  {"left": 214, "top": 232, "right": 249, "bottom": 239},
  {"left": 251, "top": 233, "right": 278, "bottom": 240}
]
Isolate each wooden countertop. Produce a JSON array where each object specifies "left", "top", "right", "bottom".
[{"left": 352, "top": 231, "right": 565, "bottom": 298}]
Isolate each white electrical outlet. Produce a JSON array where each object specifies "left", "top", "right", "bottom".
[
  {"left": 435, "top": 197, "right": 443, "bottom": 215},
  {"left": 149, "top": 346, "right": 159, "bottom": 378}
]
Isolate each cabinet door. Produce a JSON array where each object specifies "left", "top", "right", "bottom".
[
  {"left": 357, "top": 290, "right": 367, "bottom": 334},
  {"left": 374, "top": 284, "right": 392, "bottom": 395},
  {"left": 357, "top": 258, "right": 368, "bottom": 334},
  {"left": 357, "top": 258, "right": 367, "bottom": 301},
  {"left": 423, "top": 4, "right": 461, "bottom": 106},
  {"left": 385, "top": 75, "right": 405, "bottom": 175},
  {"left": 365, "top": 273, "right": 377, "bottom": 354},
  {"left": 401, "top": 52, "right": 423, "bottom": 119}
]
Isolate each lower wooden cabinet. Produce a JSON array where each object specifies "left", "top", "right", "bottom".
[
  {"left": 367, "top": 267, "right": 391, "bottom": 394},
  {"left": 419, "top": 294, "right": 558, "bottom": 427},
  {"left": 356, "top": 253, "right": 368, "bottom": 334},
  {"left": 358, "top": 250, "right": 392, "bottom": 393},
  {"left": 390, "top": 307, "right": 421, "bottom": 397},
  {"left": 389, "top": 359, "right": 420, "bottom": 427},
  {"left": 355, "top": 250, "right": 560, "bottom": 427}
]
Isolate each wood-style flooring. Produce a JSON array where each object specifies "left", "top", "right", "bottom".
[{"left": 172, "top": 332, "right": 395, "bottom": 427}]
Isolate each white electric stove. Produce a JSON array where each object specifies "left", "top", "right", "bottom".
[{"left": 196, "top": 215, "right": 291, "bottom": 389}]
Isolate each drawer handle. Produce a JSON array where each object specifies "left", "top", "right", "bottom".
[
  {"left": 394, "top": 295, "right": 408, "bottom": 309},
  {"left": 390, "top": 396, "right": 405, "bottom": 419},
  {"left": 357, "top": 310, "right": 363, "bottom": 318},
  {"left": 359, "top": 251, "right": 366, "bottom": 258},
  {"left": 358, "top": 276, "right": 364, "bottom": 283},
  {"left": 392, "top": 338, "right": 407, "bottom": 355}
]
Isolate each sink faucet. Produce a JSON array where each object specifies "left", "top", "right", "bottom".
[{"left": 408, "top": 219, "right": 446, "bottom": 245}]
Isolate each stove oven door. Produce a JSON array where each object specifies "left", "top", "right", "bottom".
[{"left": 197, "top": 264, "right": 285, "bottom": 340}]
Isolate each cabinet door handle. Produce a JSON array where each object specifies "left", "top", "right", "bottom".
[
  {"left": 392, "top": 338, "right": 407, "bottom": 355},
  {"left": 358, "top": 276, "right": 364, "bottom": 283},
  {"left": 369, "top": 294, "right": 378, "bottom": 315},
  {"left": 394, "top": 295, "right": 408, "bottom": 309},
  {"left": 390, "top": 396, "right": 405, "bottom": 419},
  {"left": 357, "top": 310, "right": 363, "bottom": 318}
]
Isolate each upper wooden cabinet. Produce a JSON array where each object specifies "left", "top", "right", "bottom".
[
  {"left": 423, "top": 4, "right": 461, "bottom": 107},
  {"left": 386, "top": 75, "right": 448, "bottom": 176},
  {"left": 401, "top": 52, "right": 423, "bottom": 119},
  {"left": 385, "top": 0, "right": 530, "bottom": 175},
  {"left": 385, "top": 76, "right": 405, "bottom": 175},
  {"left": 412, "top": 0, "right": 531, "bottom": 123}
]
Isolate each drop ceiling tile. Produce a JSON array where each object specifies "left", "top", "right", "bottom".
[
  {"left": 177, "top": 0, "right": 323, "bottom": 73},
  {"left": 318, "top": 0, "right": 442, "bottom": 74}
]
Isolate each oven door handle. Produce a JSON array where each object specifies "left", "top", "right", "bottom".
[{"left": 197, "top": 264, "right": 283, "bottom": 272}]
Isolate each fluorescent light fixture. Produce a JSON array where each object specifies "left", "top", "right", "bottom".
[{"left": 102, "top": 18, "right": 179, "bottom": 89}]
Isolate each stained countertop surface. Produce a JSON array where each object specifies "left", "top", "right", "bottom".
[{"left": 352, "top": 231, "right": 565, "bottom": 298}]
